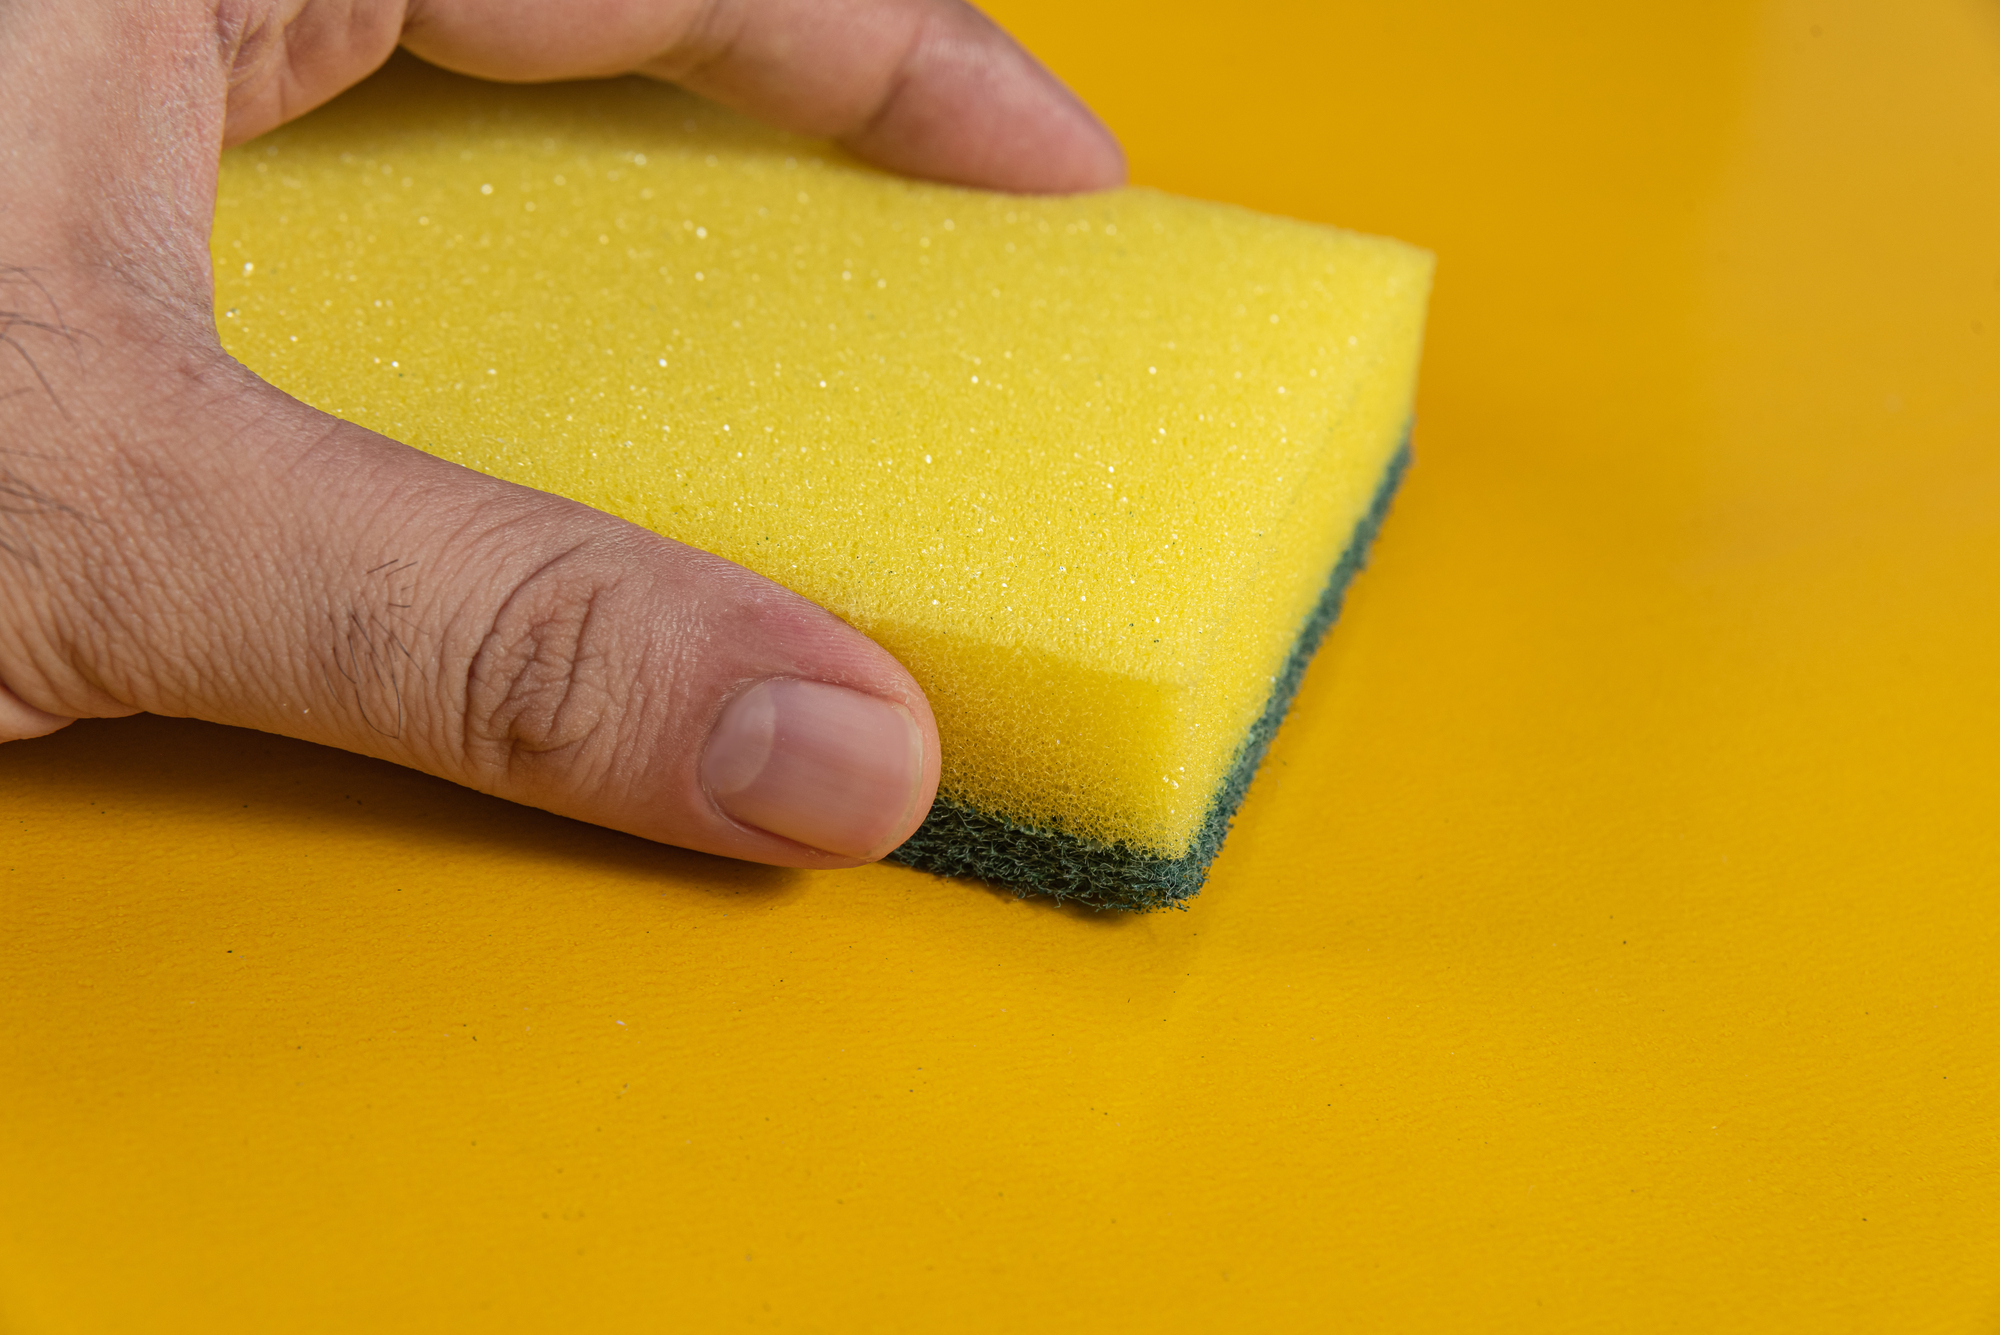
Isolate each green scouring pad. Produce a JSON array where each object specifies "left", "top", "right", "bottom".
[{"left": 209, "top": 57, "right": 1433, "bottom": 909}]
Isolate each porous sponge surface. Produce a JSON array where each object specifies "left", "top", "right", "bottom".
[{"left": 210, "top": 57, "right": 1432, "bottom": 860}]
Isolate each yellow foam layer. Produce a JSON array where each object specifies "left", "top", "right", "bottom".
[{"left": 210, "top": 56, "right": 1432, "bottom": 856}]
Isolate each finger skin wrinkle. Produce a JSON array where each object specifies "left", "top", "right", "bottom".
[
  {"left": 631, "top": 0, "right": 751, "bottom": 89},
  {"left": 832, "top": 14, "right": 947, "bottom": 148},
  {"left": 459, "top": 538, "right": 623, "bottom": 792},
  {"left": 834, "top": 6, "right": 939, "bottom": 146},
  {"left": 658, "top": 0, "right": 926, "bottom": 140},
  {"left": 216, "top": 0, "right": 406, "bottom": 145}
]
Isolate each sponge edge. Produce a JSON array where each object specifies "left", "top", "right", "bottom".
[
  {"left": 208, "top": 56, "right": 1432, "bottom": 905},
  {"left": 891, "top": 442, "right": 1409, "bottom": 909}
]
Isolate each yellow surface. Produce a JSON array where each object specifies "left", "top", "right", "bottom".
[
  {"left": 5, "top": 0, "right": 2000, "bottom": 1329},
  {"left": 207, "top": 60, "right": 1429, "bottom": 852}
]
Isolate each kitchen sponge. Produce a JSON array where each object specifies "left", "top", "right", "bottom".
[{"left": 210, "top": 56, "right": 1432, "bottom": 909}]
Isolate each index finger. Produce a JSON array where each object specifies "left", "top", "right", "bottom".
[{"left": 229, "top": 0, "right": 1125, "bottom": 193}]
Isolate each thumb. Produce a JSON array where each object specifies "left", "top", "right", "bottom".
[{"left": 4, "top": 353, "right": 940, "bottom": 868}]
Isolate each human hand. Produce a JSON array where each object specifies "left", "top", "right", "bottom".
[{"left": 0, "top": 0, "right": 1122, "bottom": 866}]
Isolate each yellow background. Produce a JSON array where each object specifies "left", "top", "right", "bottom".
[{"left": 5, "top": 0, "right": 1998, "bottom": 1329}]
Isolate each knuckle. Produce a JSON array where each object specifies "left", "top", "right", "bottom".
[{"left": 459, "top": 546, "right": 626, "bottom": 786}]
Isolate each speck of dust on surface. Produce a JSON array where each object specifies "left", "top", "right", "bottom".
[{"left": 209, "top": 56, "right": 1430, "bottom": 858}]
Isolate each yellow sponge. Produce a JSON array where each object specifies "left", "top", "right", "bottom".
[{"left": 210, "top": 56, "right": 1432, "bottom": 908}]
